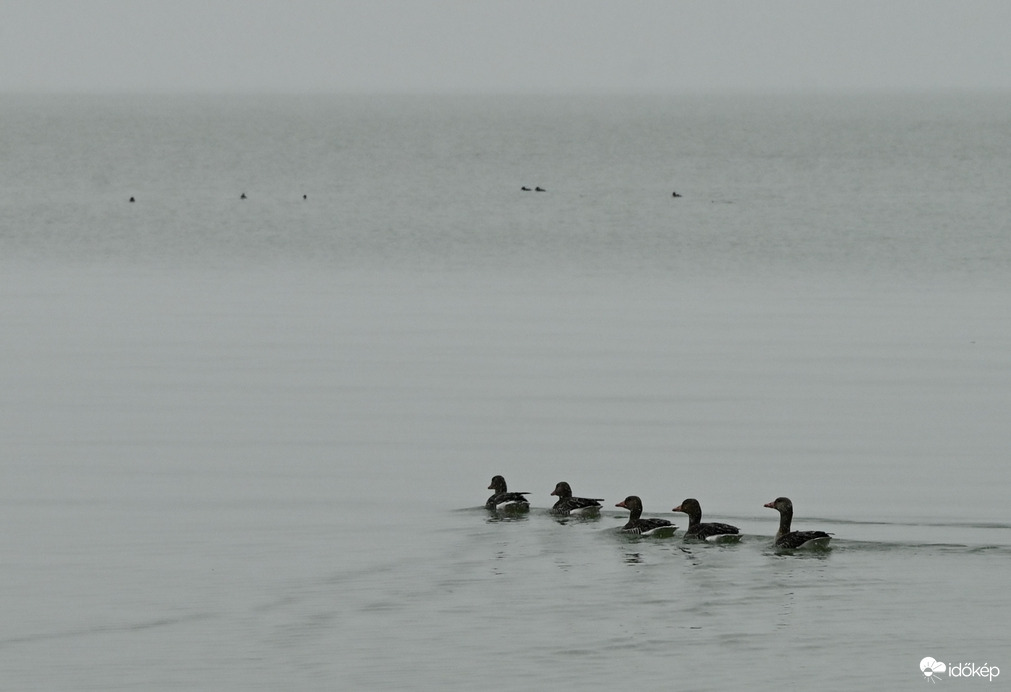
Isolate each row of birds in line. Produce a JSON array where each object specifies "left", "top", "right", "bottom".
[
  {"left": 127, "top": 190, "right": 682, "bottom": 201},
  {"left": 486, "top": 476, "right": 832, "bottom": 550}
]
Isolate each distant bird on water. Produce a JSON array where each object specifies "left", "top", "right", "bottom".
[
  {"left": 240, "top": 193, "right": 247, "bottom": 200},
  {"left": 129, "top": 197, "right": 135, "bottom": 203},
  {"left": 672, "top": 191, "right": 682, "bottom": 198}
]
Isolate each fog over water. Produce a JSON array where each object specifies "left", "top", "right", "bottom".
[{"left": 1, "top": 94, "right": 1009, "bottom": 690}]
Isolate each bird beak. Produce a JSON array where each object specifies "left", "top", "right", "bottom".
[
  {"left": 763, "top": 501, "right": 775, "bottom": 508},
  {"left": 672, "top": 505, "right": 683, "bottom": 513},
  {"left": 615, "top": 501, "right": 626, "bottom": 508}
]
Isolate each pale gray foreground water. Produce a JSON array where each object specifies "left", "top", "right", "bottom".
[{"left": 2, "top": 264, "right": 1008, "bottom": 690}]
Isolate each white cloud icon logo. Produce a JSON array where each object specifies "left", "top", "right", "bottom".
[{"left": 921, "top": 657, "right": 946, "bottom": 681}]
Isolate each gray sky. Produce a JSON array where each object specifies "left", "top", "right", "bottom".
[{"left": 3, "top": 0, "right": 1011, "bottom": 93}]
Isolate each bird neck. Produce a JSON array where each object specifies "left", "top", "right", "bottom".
[
  {"left": 686, "top": 510, "right": 702, "bottom": 528},
  {"left": 777, "top": 507, "right": 793, "bottom": 539}
]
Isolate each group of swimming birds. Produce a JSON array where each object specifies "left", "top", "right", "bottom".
[{"left": 486, "top": 475, "right": 833, "bottom": 550}]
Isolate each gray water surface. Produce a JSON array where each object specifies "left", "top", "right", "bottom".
[{"left": 1, "top": 94, "right": 1009, "bottom": 690}]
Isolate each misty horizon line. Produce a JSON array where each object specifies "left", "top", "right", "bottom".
[{"left": 3, "top": 86, "right": 1009, "bottom": 98}]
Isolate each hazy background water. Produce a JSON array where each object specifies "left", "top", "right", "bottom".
[{"left": 1, "top": 94, "right": 1009, "bottom": 690}]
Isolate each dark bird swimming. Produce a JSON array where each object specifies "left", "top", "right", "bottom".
[
  {"left": 764, "top": 497, "right": 832, "bottom": 549},
  {"left": 672, "top": 498, "right": 740, "bottom": 542},
  {"left": 616, "top": 496, "right": 676, "bottom": 536},
  {"left": 485, "top": 475, "right": 530, "bottom": 511},
  {"left": 550, "top": 481, "right": 603, "bottom": 515}
]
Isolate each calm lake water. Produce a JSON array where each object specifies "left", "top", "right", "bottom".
[{"left": 1, "top": 93, "right": 1009, "bottom": 690}]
